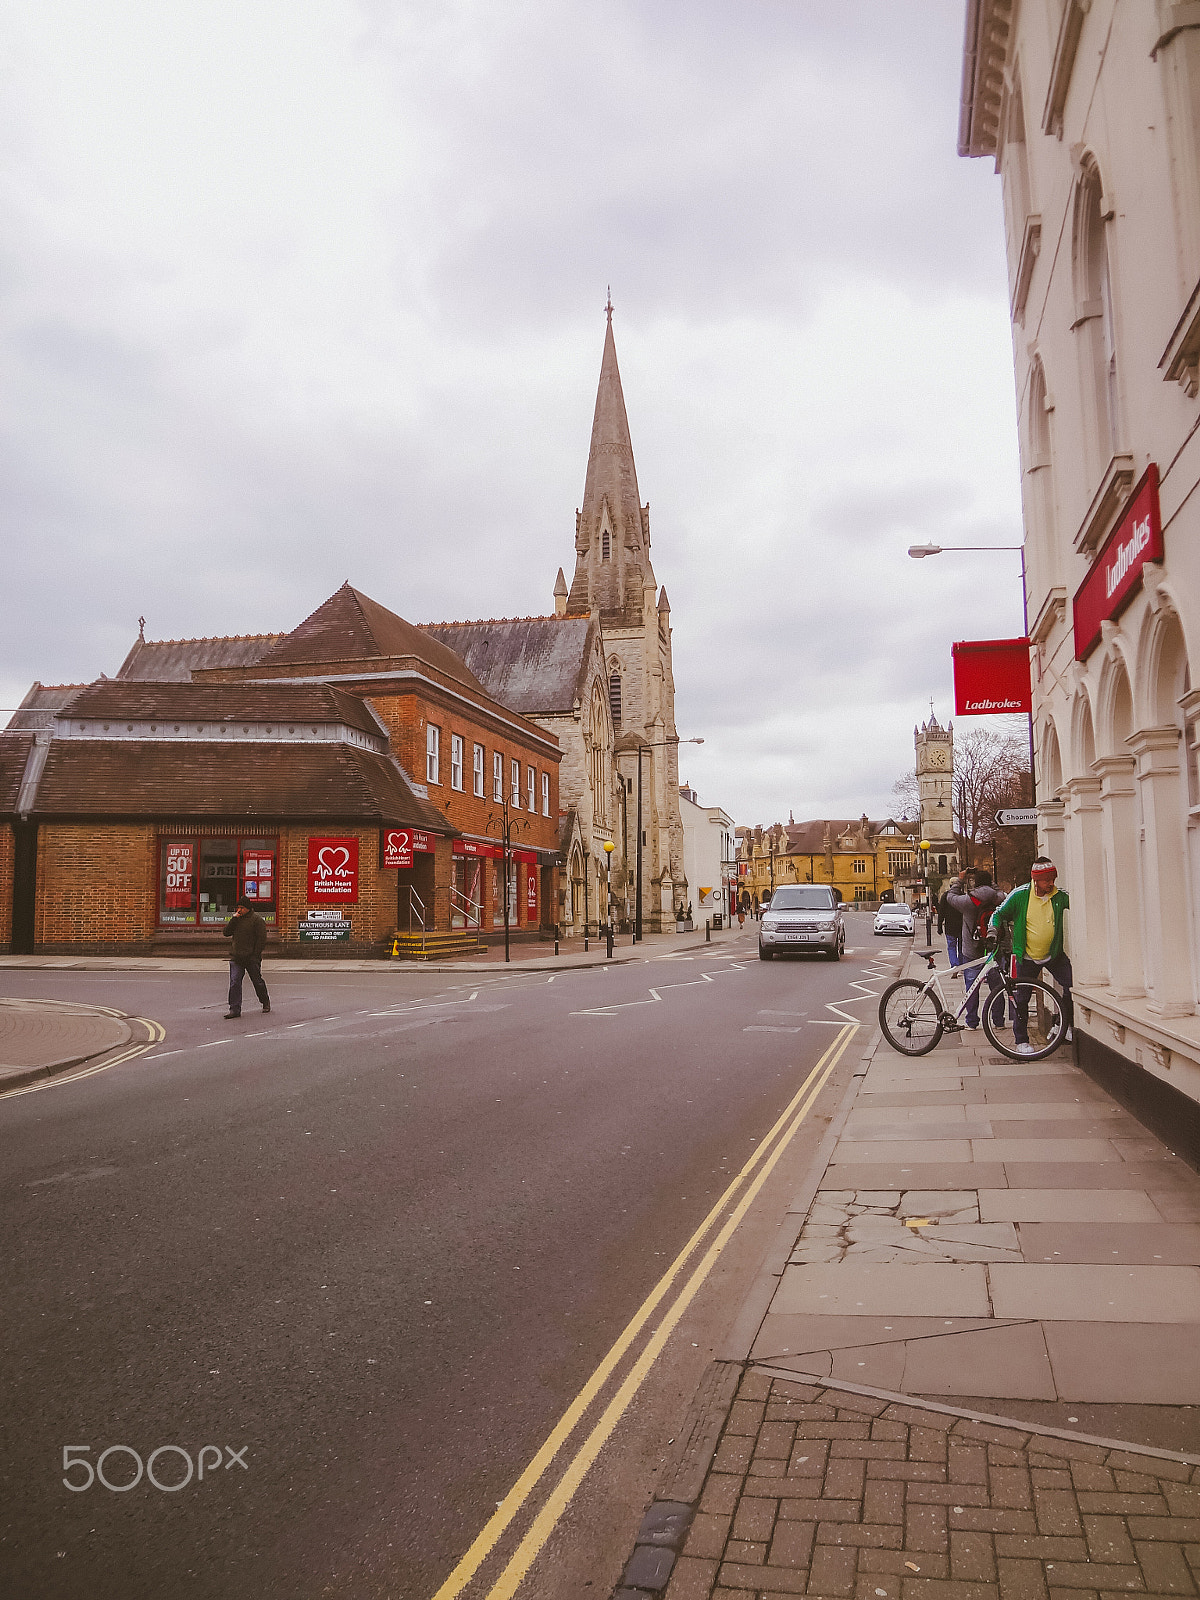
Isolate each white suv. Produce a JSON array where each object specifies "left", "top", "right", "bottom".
[{"left": 759, "top": 886, "right": 845, "bottom": 960}]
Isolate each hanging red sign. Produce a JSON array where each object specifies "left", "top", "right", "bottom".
[
  {"left": 381, "top": 828, "right": 436, "bottom": 869},
  {"left": 526, "top": 864, "right": 538, "bottom": 913},
  {"left": 453, "top": 838, "right": 502, "bottom": 859},
  {"left": 952, "top": 638, "right": 1032, "bottom": 716},
  {"left": 1073, "top": 464, "right": 1162, "bottom": 661},
  {"left": 308, "top": 837, "right": 359, "bottom": 902}
]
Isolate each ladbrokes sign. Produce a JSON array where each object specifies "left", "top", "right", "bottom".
[
  {"left": 1073, "top": 464, "right": 1163, "bottom": 661},
  {"left": 307, "top": 837, "right": 359, "bottom": 903},
  {"left": 952, "top": 637, "right": 1032, "bottom": 717}
]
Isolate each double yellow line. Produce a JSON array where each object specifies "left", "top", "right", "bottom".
[
  {"left": 0, "top": 1018, "right": 165, "bottom": 1100},
  {"left": 433, "top": 1021, "right": 859, "bottom": 1600}
]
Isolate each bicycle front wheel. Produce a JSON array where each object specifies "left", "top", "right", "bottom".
[
  {"left": 982, "top": 979, "right": 1067, "bottom": 1061},
  {"left": 879, "top": 979, "right": 944, "bottom": 1057}
]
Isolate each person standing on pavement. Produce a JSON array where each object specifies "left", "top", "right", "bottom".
[
  {"left": 223, "top": 896, "right": 271, "bottom": 1020},
  {"left": 991, "top": 857, "right": 1073, "bottom": 1055},
  {"left": 937, "top": 883, "right": 963, "bottom": 968},
  {"left": 946, "top": 869, "right": 1006, "bottom": 1031}
]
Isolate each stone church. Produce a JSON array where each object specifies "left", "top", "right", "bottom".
[{"left": 424, "top": 304, "right": 687, "bottom": 933}]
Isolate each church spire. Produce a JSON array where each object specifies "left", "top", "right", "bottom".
[{"left": 566, "top": 301, "right": 655, "bottom": 620}]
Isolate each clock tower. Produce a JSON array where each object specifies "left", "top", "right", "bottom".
[{"left": 914, "top": 714, "right": 958, "bottom": 878}]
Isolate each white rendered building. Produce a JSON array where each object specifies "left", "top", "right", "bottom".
[
  {"left": 959, "top": 1, "right": 1200, "bottom": 1123},
  {"left": 679, "top": 785, "right": 736, "bottom": 924}
]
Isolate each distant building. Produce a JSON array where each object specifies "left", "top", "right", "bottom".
[
  {"left": 678, "top": 785, "right": 735, "bottom": 923},
  {"left": 960, "top": 1, "right": 1200, "bottom": 1111},
  {"left": 736, "top": 817, "right": 920, "bottom": 908}
]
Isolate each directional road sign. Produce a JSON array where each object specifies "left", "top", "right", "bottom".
[{"left": 995, "top": 808, "right": 1039, "bottom": 827}]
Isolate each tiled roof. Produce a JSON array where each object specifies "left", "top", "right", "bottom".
[
  {"left": 0, "top": 733, "right": 35, "bottom": 813},
  {"left": 783, "top": 819, "right": 919, "bottom": 853},
  {"left": 421, "top": 615, "right": 595, "bottom": 715},
  {"left": 30, "top": 741, "right": 445, "bottom": 826},
  {"left": 116, "top": 634, "right": 283, "bottom": 681},
  {"left": 257, "top": 584, "right": 485, "bottom": 693},
  {"left": 6, "top": 683, "right": 87, "bottom": 730},
  {"left": 58, "top": 681, "right": 384, "bottom": 739}
]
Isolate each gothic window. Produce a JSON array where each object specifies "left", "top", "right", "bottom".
[
  {"left": 602, "top": 528, "right": 611, "bottom": 561},
  {"left": 608, "top": 670, "right": 621, "bottom": 727}
]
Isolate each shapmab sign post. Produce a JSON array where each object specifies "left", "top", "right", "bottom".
[
  {"left": 307, "top": 837, "right": 359, "bottom": 903},
  {"left": 1073, "top": 464, "right": 1163, "bottom": 660},
  {"left": 951, "top": 638, "right": 1033, "bottom": 717}
]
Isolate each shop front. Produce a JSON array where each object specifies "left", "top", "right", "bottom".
[{"left": 159, "top": 834, "right": 278, "bottom": 929}]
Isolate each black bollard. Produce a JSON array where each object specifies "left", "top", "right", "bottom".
[
  {"left": 554, "top": 923, "right": 559, "bottom": 956},
  {"left": 606, "top": 921, "right": 614, "bottom": 959}
]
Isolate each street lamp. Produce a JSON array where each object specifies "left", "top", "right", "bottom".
[
  {"left": 603, "top": 838, "right": 615, "bottom": 958},
  {"left": 634, "top": 736, "right": 704, "bottom": 943},
  {"left": 919, "top": 838, "right": 931, "bottom": 909},
  {"left": 486, "top": 794, "right": 529, "bottom": 965},
  {"left": 907, "top": 541, "right": 1037, "bottom": 802}
]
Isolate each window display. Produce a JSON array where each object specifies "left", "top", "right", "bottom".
[{"left": 158, "top": 836, "right": 277, "bottom": 927}]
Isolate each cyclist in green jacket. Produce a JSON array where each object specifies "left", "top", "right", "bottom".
[{"left": 991, "top": 858, "right": 1072, "bottom": 1054}]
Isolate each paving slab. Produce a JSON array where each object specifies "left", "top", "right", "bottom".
[
  {"left": 752, "top": 1316, "right": 1013, "bottom": 1362},
  {"left": 978, "top": 1192, "right": 1163, "bottom": 1223},
  {"left": 828, "top": 1165, "right": 1010, "bottom": 1192},
  {"left": 1016, "top": 1224, "right": 1200, "bottom": 1265},
  {"left": 900, "top": 1323, "right": 1058, "bottom": 1402},
  {"left": 774, "top": 1264, "right": 992, "bottom": 1318},
  {"left": 997, "top": 1164, "right": 1176, "bottom": 1191},
  {"left": 979, "top": 1104, "right": 1129, "bottom": 1122},
  {"left": 850, "top": 1126, "right": 997, "bottom": 1143},
  {"left": 977, "top": 1140, "right": 1123, "bottom": 1164},
  {"left": 988, "top": 1264, "right": 1200, "bottom": 1322},
  {"left": 1041, "top": 1323, "right": 1200, "bottom": 1403},
  {"left": 849, "top": 1106, "right": 975, "bottom": 1126},
  {"left": 833, "top": 1142, "right": 975, "bottom": 1165}
]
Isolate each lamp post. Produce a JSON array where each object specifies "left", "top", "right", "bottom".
[
  {"left": 907, "top": 541, "right": 1037, "bottom": 803},
  {"left": 634, "top": 736, "right": 705, "bottom": 943},
  {"left": 486, "top": 794, "right": 528, "bottom": 965},
  {"left": 919, "top": 838, "right": 930, "bottom": 910},
  {"left": 603, "top": 838, "right": 615, "bottom": 958}
]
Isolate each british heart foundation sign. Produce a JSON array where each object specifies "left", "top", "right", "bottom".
[
  {"left": 951, "top": 638, "right": 1032, "bottom": 717},
  {"left": 308, "top": 837, "right": 359, "bottom": 902},
  {"left": 1073, "top": 464, "right": 1163, "bottom": 661}
]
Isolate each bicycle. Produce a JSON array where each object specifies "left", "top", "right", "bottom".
[{"left": 877, "top": 936, "right": 1068, "bottom": 1061}]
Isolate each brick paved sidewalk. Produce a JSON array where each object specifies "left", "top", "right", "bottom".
[
  {"left": 645, "top": 1369, "right": 1200, "bottom": 1600},
  {"left": 0, "top": 999, "right": 131, "bottom": 1087}
]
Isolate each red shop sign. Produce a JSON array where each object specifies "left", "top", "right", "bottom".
[
  {"left": 952, "top": 637, "right": 1032, "bottom": 717},
  {"left": 308, "top": 836, "right": 359, "bottom": 902},
  {"left": 381, "top": 828, "right": 436, "bottom": 869},
  {"left": 526, "top": 865, "right": 537, "bottom": 912},
  {"left": 453, "top": 838, "right": 502, "bottom": 859},
  {"left": 1073, "top": 464, "right": 1163, "bottom": 661}
]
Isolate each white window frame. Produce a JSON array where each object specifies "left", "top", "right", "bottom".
[
  {"left": 450, "top": 733, "right": 464, "bottom": 792},
  {"left": 493, "top": 750, "right": 503, "bottom": 802},
  {"left": 527, "top": 766, "right": 536, "bottom": 813},
  {"left": 511, "top": 758, "right": 521, "bottom": 807},
  {"left": 541, "top": 771, "right": 550, "bottom": 817},
  {"left": 473, "top": 743, "right": 485, "bottom": 798},
  {"left": 426, "top": 724, "right": 440, "bottom": 785}
]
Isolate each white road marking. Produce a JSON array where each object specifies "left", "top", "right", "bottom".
[
  {"left": 570, "top": 988, "right": 662, "bottom": 1018},
  {"left": 744, "top": 1025, "right": 804, "bottom": 1033}
]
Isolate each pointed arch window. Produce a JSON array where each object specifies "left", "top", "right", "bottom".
[
  {"left": 602, "top": 528, "right": 611, "bottom": 561},
  {"left": 608, "top": 669, "right": 622, "bottom": 728}
]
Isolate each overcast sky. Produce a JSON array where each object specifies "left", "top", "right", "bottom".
[{"left": 2, "top": 1, "right": 1027, "bottom": 827}]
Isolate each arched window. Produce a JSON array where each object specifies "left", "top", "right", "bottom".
[
  {"left": 1072, "top": 160, "right": 1119, "bottom": 467},
  {"left": 1025, "top": 356, "right": 1058, "bottom": 593},
  {"left": 1003, "top": 77, "right": 1032, "bottom": 257},
  {"left": 608, "top": 669, "right": 621, "bottom": 727},
  {"left": 602, "top": 528, "right": 611, "bottom": 561}
]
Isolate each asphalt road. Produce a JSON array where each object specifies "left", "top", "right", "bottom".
[{"left": 0, "top": 917, "right": 911, "bottom": 1599}]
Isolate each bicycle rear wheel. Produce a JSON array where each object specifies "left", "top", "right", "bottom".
[
  {"left": 982, "top": 979, "right": 1067, "bottom": 1061},
  {"left": 879, "top": 979, "right": 944, "bottom": 1056}
]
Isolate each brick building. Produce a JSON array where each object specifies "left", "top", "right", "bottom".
[{"left": 1, "top": 588, "right": 560, "bottom": 955}]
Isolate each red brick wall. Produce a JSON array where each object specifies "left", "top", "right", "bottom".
[
  {"left": 366, "top": 687, "right": 561, "bottom": 857},
  {"left": 0, "top": 824, "right": 13, "bottom": 951},
  {"left": 36, "top": 823, "right": 157, "bottom": 952},
  {"left": 276, "top": 824, "right": 397, "bottom": 953}
]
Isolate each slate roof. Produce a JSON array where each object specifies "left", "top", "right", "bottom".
[
  {"left": 421, "top": 616, "right": 596, "bottom": 715},
  {"left": 116, "top": 635, "right": 283, "bottom": 682},
  {"left": 0, "top": 733, "right": 35, "bottom": 813},
  {"left": 59, "top": 681, "right": 385, "bottom": 740},
  {"left": 30, "top": 741, "right": 444, "bottom": 826},
  {"left": 257, "top": 584, "right": 486, "bottom": 693},
  {"left": 6, "top": 683, "right": 87, "bottom": 730}
]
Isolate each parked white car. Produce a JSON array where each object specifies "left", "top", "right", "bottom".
[{"left": 873, "top": 902, "right": 915, "bottom": 936}]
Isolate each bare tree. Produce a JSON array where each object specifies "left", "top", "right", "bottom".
[
  {"left": 954, "top": 726, "right": 1027, "bottom": 859},
  {"left": 890, "top": 770, "right": 920, "bottom": 820}
]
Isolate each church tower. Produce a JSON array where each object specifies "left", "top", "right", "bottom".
[
  {"left": 914, "top": 714, "right": 959, "bottom": 880},
  {"left": 565, "top": 302, "right": 685, "bottom": 929}
]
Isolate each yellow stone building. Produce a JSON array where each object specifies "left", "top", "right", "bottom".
[{"left": 735, "top": 817, "right": 921, "bottom": 909}]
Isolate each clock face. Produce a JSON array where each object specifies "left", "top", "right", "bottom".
[{"left": 928, "top": 747, "right": 948, "bottom": 769}]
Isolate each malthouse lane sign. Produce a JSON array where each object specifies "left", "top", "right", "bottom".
[{"left": 995, "top": 808, "right": 1039, "bottom": 827}]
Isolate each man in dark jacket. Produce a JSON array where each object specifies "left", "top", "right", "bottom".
[
  {"left": 945, "top": 869, "right": 1006, "bottom": 1031},
  {"left": 223, "top": 897, "right": 271, "bottom": 1019},
  {"left": 937, "top": 887, "right": 964, "bottom": 967}
]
